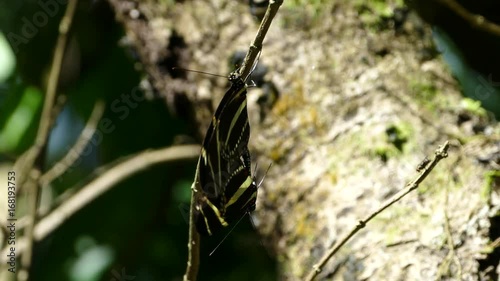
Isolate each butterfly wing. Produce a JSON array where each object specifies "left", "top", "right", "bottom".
[
  {"left": 198, "top": 79, "right": 249, "bottom": 201},
  {"left": 195, "top": 78, "right": 256, "bottom": 235}
]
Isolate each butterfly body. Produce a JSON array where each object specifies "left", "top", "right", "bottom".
[{"left": 193, "top": 75, "right": 258, "bottom": 236}]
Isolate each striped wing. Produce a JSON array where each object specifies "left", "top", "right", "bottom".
[
  {"left": 195, "top": 78, "right": 258, "bottom": 235},
  {"left": 199, "top": 78, "right": 251, "bottom": 202}
]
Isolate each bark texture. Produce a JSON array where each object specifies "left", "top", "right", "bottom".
[{"left": 106, "top": 0, "right": 499, "bottom": 280}]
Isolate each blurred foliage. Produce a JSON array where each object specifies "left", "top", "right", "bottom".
[
  {"left": 354, "top": 0, "right": 405, "bottom": 28},
  {"left": 0, "top": 33, "right": 15, "bottom": 81},
  {"left": 408, "top": 0, "right": 500, "bottom": 117},
  {"left": 433, "top": 26, "right": 500, "bottom": 117},
  {"left": 280, "top": 0, "right": 332, "bottom": 29}
]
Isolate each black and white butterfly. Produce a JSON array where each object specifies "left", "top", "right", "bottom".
[{"left": 193, "top": 72, "right": 260, "bottom": 236}]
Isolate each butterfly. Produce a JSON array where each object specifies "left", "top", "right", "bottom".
[{"left": 193, "top": 72, "right": 259, "bottom": 236}]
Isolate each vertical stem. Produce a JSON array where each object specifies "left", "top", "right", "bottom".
[
  {"left": 17, "top": 0, "right": 79, "bottom": 280},
  {"left": 184, "top": 182, "right": 201, "bottom": 281}
]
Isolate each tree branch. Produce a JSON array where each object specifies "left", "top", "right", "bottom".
[
  {"left": 39, "top": 99, "right": 106, "bottom": 186},
  {"left": 183, "top": 180, "right": 201, "bottom": 281},
  {"left": 0, "top": 145, "right": 200, "bottom": 263},
  {"left": 305, "top": 141, "right": 450, "bottom": 281},
  {"left": 239, "top": 0, "right": 284, "bottom": 80},
  {"left": 437, "top": 0, "right": 500, "bottom": 37},
  {"left": 15, "top": 0, "right": 79, "bottom": 279}
]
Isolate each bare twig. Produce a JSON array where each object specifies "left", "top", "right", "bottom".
[
  {"left": 305, "top": 141, "right": 450, "bottom": 281},
  {"left": 183, "top": 1, "right": 284, "bottom": 280},
  {"left": 0, "top": 145, "right": 200, "bottom": 263},
  {"left": 183, "top": 180, "right": 200, "bottom": 281},
  {"left": 35, "top": 145, "right": 199, "bottom": 240},
  {"left": 10, "top": 100, "right": 106, "bottom": 231},
  {"left": 15, "top": 0, "right": 79, "bottom": 279},
  {"left": 239, "top": 0, "right": 284, "bottom": 80},
  {"left": 437, "top": 0, "right": 500, "bottom": 37},
  {"left": 39, "top": 99, "right": 106, "bottom": 186}
]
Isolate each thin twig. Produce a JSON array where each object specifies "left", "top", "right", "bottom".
[
  {"left": 183, "top": 180, "right": 200, "bottom": 281},
  {"left": 305, "top": 141, "right": 450, "bottom": 281},
  {"left": 437, "top": 0, "right": 500, "bottom": 37},
  {"left": 12, "top": 100, "right": 106, "bottom": 230},
  {"left": 0, "top": 145, "right": 200, "bottom": 263},
  {"left": 39, "top": 99, "right": 106, "bottom": 186},
  {"left": 183, "top": 1, "right": 285, "bottom": 280},
  {"left": 15, "top": 0, "right": 79, "bottom": 279},
  {"left": 35, "top": 145, "right": 199, "bottom": 240},
  {"left": 13, "top": 2, "right": 77, "bottom": 185},
  {"left": 239, "top": 0, "right": 284, "bottom": 80}
]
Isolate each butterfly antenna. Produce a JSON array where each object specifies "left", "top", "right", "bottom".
[
  {"left": 253, "top": 160, "right": 259, "bottom": 176},
  {"left": 247, "top": 209, "right": 275, "bottom": 261},
  {"left": 242, "top": 51, "right": 262, "bottom": 83},
  {"left": 247, "top": 79, "right": 257, "bottom": 88},
  {"left": 250, "top": 51, "right": 262, "bottom": 74},
  {"left": 209, "top": 212, "right": 248, "bottom": 256},
  {"left": 257, "top": 162, "right": 272, "bottom": 188},
  {"left": 171, "top": 67, "right": 227, "bottom": 78},
  {"left": 247, "top": 213, "right": 265, "bottom": 248}
]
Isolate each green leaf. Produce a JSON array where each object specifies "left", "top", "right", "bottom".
[
  {"left": 0, "top": 32, "right": 16, "bottom": 82},
  {"left": 0, "top": 86, "right": 42, "bottom": 152}
]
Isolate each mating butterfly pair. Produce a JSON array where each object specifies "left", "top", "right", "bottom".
[{"left": 192, "top": 73, "right": 261, "bottom": 236}]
